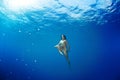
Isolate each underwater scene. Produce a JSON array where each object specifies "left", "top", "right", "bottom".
[{"left": 0, "top": 0, "right": 120, "bottom": 80}]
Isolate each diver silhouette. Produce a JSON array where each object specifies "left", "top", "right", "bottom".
[{"left": 54, "top": 34, "right": 70, "bottom": 66}]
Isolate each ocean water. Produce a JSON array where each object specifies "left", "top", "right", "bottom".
[{"left": 0, "top": 0, "right": 120, "bottom": 80}]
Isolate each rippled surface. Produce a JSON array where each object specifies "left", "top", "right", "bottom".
[{"left": 0, "top": 0, "right": 120, "bottom": 26}]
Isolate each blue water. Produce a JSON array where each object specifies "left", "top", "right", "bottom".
[{"left": 0, "top": 0, "right": 120, "bottom": 80}]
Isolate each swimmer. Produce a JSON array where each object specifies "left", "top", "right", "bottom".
[{"left": 54, "top": 34, "right": 70, "bottom": 66}]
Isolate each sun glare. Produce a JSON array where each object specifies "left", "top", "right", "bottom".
[{"left": 4, "top": 0, "right": 39, "bottom": 12}]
